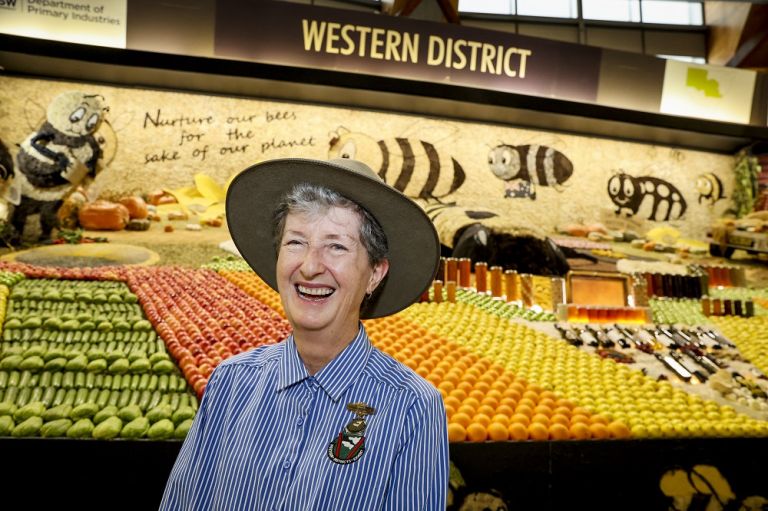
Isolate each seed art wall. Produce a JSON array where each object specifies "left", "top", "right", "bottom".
[{"left": 0, "top": 75, "right": 734, "bottom": 238}]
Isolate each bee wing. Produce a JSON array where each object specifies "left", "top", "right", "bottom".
[{"left": 23, "top": 97, "right": 46, "bottom": 131}]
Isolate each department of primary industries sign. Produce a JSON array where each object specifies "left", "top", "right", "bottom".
[
  {"left": 0, "top": 0, "right": 127, "bottom": 48},
  {"left": 660, "top": 60, "right": 757, "bottom": 124},
  {"left": 214, "top": 0, "right": 601, "bottom": 104}
]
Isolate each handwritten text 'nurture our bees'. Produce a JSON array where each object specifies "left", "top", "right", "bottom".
[{"left": 302, "top": 20, "right": 532, "bottom": 78}]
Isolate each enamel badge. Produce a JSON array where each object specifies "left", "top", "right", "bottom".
[{"left": 327, "top": 402, "right": 375, "bottom": 465}]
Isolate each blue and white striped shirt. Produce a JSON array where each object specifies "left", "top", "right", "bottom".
[{"left": 160, "top": 325, "right": 449, "bottom": 510}]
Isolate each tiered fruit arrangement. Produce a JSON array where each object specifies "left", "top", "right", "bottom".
[
  {"left": 204, "top": 261, "right": 768, "bottom": 441},
  {"left": 0, "top": 278, "right": 197, "bottom": 439},
  {"left": 203, "top": 258, "right": 285, "bottom": 317},
  {"left": 127, "top": 266, "right": 291, "bottom": 397},
  {"left": 399, "top": 301, "right": 768, "bottom": 439},
  {"left": 454, "top": 288, "right": 556, "bottom": 322}
]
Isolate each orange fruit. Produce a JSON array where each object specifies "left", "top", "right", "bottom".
[
  {"left": 510, "top": 413, "right": 531, "bottom": 427},
  {"left": 540, "top": 390, "right": 557, "bottom": 401},
  {"left": 528, "top": 422, "right": 549, "bottom": 440},
  {"left": 457, "top": 405, "right": 476, "bottom": 417},
  {"left": 491, "top": 381, "right": 509, "bottom": 393},
  {"left": 553, "top": 406, "right": 572, "bottom": 417},
  {"left": 569, "top": 422, "right": 591, "bottom": 440},
  {"left": 444, "top": 396, "right": 461, "bottom": 410},
  {"left": 517, "top": 397, "right": 536, "bottom": 409},
  {"left": 491, "top": 414, "right": 510, "bottom": 427},
  {"left": 590, "top": 414, "right": 610, "bottom": 426},
  {"left": 607, "top": 421, "right": 631, "bottom": 439},
  {"left": 476, "top": 404, "right": 496, "bottom": 417},
  {"left": 533, "top": 404, "right": 553, "bottom": 417},
  {"left": 444, "top": 405, "right": 456, "bottom": 418},
  {"left": 522, "top": 390, "right": 540, "bottom": 403},
  {"left": 589, "top": 423, "right": 609, "bottom": 439},
  {"left": 531, "top": 413, "right": 551, "bottom": 427},
  {"left": 549, "top": 423, "right": 570, "bottom": 441},
  {"left": 480, "top": 397, "right": 499, "bottom": 409},
  {"left": 466, "top": 422, "right": 488, "bottom": 442},
  {"left": 515, "top": 404, "right": 534, "bottom": 418},
  {"left": 438, "top": 381, "right": 456, "bottom": 394},
  {"left": 473, "top": 380, "right": 491, "bottom": 393},
  {"left": 472, "top": 413, "right": 492, "bottom": 427},
  {"left": 486, "top": 389, "right": 503, "bottom": 400},
  {"left": 538, "top": 398, "right": 556, "bottom": 410},
  {"left": 487, "top": 422, "right": 510, "bottom": 441},
  {"left": 451, "top": 412, "right": 471, "bottom": 428},
  {"left": 570, "top": 414, "right": 590, "bottom": 425},
  {"left": 457, "top": 381, "right": 474, "bottom": 393},
  {"left": 508, "top": 422, "right": 529, "bottom": 440},
  {"left": 462, "top": 397, "right": 481, "bottom": 410},
  {"left": 449, "top": 388, "right": 468, "bottom": 402},
  {"left": 447, "top": 423, "right": 466, "bottom": 442},
  {"left": 502, "top": 388, "right": 522, "bottom": 401},
  {"left": 496, "top": 404, "right": 515, "bottom": 417},
  {"left": 571, "top": 406, "right": 591, "bottom": 417},
  {"left": 499, "top": 397, "right": 517, "bottom": 409},
  {"left": 468, "top": 389, "right": 485, "bottom": 401},
  {"left": 550, "top": 414, "right": 570, "bottom": 427}
]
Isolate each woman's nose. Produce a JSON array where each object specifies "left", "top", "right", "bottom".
[{"left": 299, "top": 246, "right": 325, "bottom": 277}]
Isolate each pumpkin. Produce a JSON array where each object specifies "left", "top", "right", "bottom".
[
  {"left": 119, "top": 196, "right": 149, "bottom": 220},
  {"left": 78, "top": 200, "right": 130, "bottom": 231}
]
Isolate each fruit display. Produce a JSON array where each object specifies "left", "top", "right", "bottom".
[
  {"left": 0, "top": 277, "right": 197, "bottom": 439},
  {"left": 1, "top": 257, "right": 768, "bottom": 443}
]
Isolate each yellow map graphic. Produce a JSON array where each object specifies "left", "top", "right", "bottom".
[{"left": 686, "top": 68, "right": 722, "bottom": 98}]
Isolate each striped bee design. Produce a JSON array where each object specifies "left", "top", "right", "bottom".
[
  {"left": 488, "top": 144, "right": 574, "bottom": 199},
  {"left": 696, "top": 173, "right": 726, "bottom": 205},
  {"left": 608, "top": 173, "right": 687, "bottom": 221},
  {"left": 328, "top": 130, "right": 465, "bottom": 199}
]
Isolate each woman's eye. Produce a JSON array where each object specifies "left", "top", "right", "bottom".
[{"left": 330, "top": 243, "right": 348, "bottom": 251}]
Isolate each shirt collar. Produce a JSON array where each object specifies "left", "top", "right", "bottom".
[{"left": 277, "top": 324, "right": 373, "bottom": 402}]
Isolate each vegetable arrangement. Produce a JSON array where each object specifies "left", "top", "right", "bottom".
[{"left": 0, "top": 275, "right": 197, "bottom": 439}]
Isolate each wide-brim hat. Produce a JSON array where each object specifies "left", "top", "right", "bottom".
[{"left": 226, "top": 158, "right": 440, "bottom": 318}]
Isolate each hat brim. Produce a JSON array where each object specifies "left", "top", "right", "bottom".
[{"left": 226, "top": 158, "right": 440, "bottom": 319}]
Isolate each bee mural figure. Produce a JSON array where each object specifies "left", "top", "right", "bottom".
[
  {"left": 696, "top": 173, "right": 726, "bottom": 205},
  {"left": 328, "top": 128, "right": 465, "bottom": 199},
  {"left": 12, "top": 91, "right": 107, "bottom": 242},
  {"left": 488, "top": 143, "right": 574, "bottom": 200},
  {"left": 607, "top": 172, "right": 687, "bottom": 222}
]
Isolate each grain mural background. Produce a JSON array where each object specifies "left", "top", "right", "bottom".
[{"left": 0, "top": 75, "right": 736, "bottom": 239}]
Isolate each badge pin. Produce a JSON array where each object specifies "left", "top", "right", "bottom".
[{"left": 327, "top": 402, "right": 375, "bottom": 465}]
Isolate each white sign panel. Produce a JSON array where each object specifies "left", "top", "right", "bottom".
[
  {"left": 660, "top": 60, "right": 756, "bottom": 125},
  {"left": 0, "top": 0, "right": 127, "bottom": 48}
]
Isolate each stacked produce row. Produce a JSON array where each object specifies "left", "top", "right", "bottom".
[
  {"left": 0, "top": 272, "right": 197, "bottom": 439},
  {"left": 2, "top": 257, "right": 768, "bottom": 443},
  {"left": 208, "top": 257, "right": 768, "bottom": 442}
]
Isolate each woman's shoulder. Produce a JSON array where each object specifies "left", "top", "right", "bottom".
[{"left": 216, "top": 341, "right": 285, "bottom": 371}]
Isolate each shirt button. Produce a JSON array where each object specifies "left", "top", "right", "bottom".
[
  {"left": 283, "top": 459, "right": 291, "bottom": 470},
  {"left": 296, "top": 417, "right": 304, "bottom": 426}
]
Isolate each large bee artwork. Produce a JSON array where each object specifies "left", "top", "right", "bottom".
[
  {"left": 488, "top": 143, "right": 573, "bottom": 200},
  {"left": 328, "top": 128, "right": 465, "bottom": 199},
  {"left": 696, "top": 172, "right": 726, "bottom": 205},
  {"left": 12, "top": 91, "right": 109, "bottom": 242},
  {"left": 607, "top": 172, "right": 687, "bottom": 221}
]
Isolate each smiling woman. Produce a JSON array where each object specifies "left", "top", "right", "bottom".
[{"left": 160, "top": 158, "right": 449, "bottom": 511}]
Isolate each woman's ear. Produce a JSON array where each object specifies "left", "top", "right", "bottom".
[{"left": 367, "top": 259, "right": 390, "bottom": 295}]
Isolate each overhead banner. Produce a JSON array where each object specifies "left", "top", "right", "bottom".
[
  {"left": 660, "top": 60, "right": 756, "bottom": 125},
  {"left": 214, "top": 0, "right": 601, "bottom": 103},
  {"left": 0, "top": 0, "right": 127, "bottom": 48}
]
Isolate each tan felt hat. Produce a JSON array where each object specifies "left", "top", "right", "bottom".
[{"left": 226, "top": 158, "right": 440, "bottom": 318}]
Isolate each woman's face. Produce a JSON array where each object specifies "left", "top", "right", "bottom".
[{"left": 276, "top": 206, "right": 388, "bottom": 339}]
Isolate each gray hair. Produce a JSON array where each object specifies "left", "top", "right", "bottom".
[{"left": 271, "top": 183, "right": 389, "bottom": 267}]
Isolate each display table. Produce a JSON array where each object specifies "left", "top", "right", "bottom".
[{"left": 2, "top": 437, "right": 766, "bottom": 509}]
